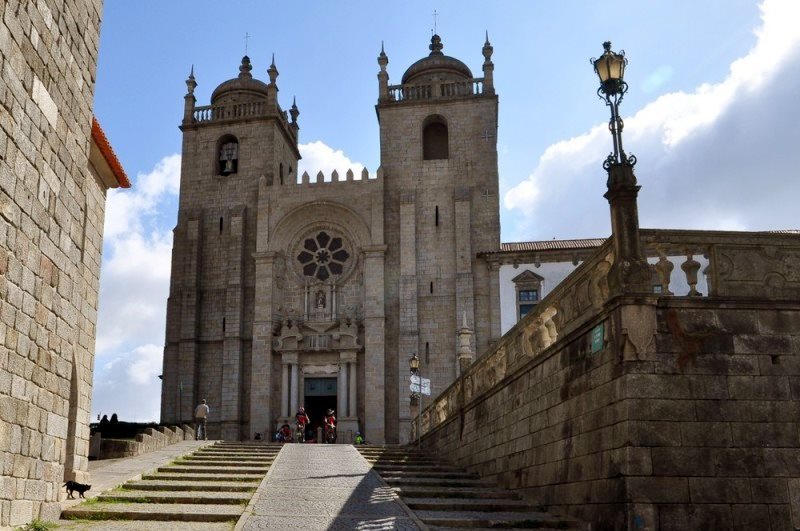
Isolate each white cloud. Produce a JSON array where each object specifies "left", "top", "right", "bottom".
[
  {"left": 94, "top": 154, "right": 181, "bottom": 421},
  {"left": 92, "top": 345, "right": 163, "bottom": 422},
  {"left": 504, "top": 0, "right": 800, "bottom": 241},
  {"left": 298, "top": 140, "right": 367, "bottom": 181}
]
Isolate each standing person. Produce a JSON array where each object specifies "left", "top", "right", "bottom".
[
  {"left": 295, "top": 406, "right": 310, "bottom": 443},
  {"left": 195, "top": 399, "right": 210, "bottom": 440},
  {"left": 323, "top": 408, "right": 337, "bottom": 443}
]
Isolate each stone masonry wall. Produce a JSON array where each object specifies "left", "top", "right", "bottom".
[
  {"left": 420, "top": 297, "right": 800, "bottom": 530},
  {"left": 0, "top": 0, "right": 104, "bottom": 526}
]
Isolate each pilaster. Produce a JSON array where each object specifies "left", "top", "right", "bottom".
[
  {"left": 250, "top": 250, "right": 278, "bottom": 438},
  {"left": 221, "top": 208, "right": 245, "bottom": 440},
  {"left": 363, "top": 244, "right": 388, "bottom": 443}
]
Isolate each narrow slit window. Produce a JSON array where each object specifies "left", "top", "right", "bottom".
[
  {"left": 219, "top": 217, "right": 223, "bottom": 233},
  {"left": 430, "top": 281, "right": 434, "bottom": 294},
  {"left": 435, "top": 205, "right": 439, "bottom": 227},
  {"left": 425, "top": 342, "right": 430, "bottom": 364},
  {"left": 222, "top": 318, "right": 226, "bottom": 332},
  {"left": 280, "top": 163, "right": 284, "bottom": 185}
]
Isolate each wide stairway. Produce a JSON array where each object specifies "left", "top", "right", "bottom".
[
  {"left": 61, "top": 442, "right": 281, "bottom": 528},
  {"left": 357, "top": 446, "right": 585, "bottom": 530}
]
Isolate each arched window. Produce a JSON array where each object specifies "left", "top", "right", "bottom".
[
  {"left": 422, "top": 115, "right": 448, "bottom": 160},
  {"left": 217, "top": 134, "right": 239, "bottom": 175}
]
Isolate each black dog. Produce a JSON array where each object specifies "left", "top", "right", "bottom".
[{"left": 64, "top": 480, "right": 91, "bottom": 499}]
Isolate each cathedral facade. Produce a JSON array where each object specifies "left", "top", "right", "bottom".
[{"left": 160, "top": 34, "right": 501, "bottom": 443}]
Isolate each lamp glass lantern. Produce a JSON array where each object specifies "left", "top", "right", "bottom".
[
  {"left": 409, "top": 353, "right": 420, "bottom": 374},
  {"left": 593, "top": 41, "right": 627, "bottom": 96}
]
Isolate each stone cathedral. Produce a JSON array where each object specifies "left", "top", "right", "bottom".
[{"left": 160, "top": 34, "right": 501, "bottom": 444}]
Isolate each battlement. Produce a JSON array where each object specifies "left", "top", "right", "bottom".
[{"left": 294, "top": 167, "right": 380, "bottom": 185}]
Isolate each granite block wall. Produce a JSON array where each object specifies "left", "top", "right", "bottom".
[
  {"left": 0, "top": 0, "right": 105, "bottom": 525},
  {"left": 421, "top": 298, "right": 800, "bottom": 530}
]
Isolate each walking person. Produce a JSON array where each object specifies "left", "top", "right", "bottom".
[{"left": 195, "top": 399, "right": 210, "bottom": 440}]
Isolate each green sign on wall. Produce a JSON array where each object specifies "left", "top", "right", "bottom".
[{"left": 590, "top": 322, "right": 605, "bottom": 354}]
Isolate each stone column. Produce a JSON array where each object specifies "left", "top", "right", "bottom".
[
  {"left": 338, "top": 361, "right": 348, "bottom": 416},
  {"left": 281, "top": 361, "right": 289, "bottom": 417},
  {"left": 290, "top": 362, "right": 299, "bottom": 414},
  {"left": 348, "top": 362, "right": 357, "bottom": 418},
  {"left": 487, "top": 260, "right": 501, "bottom": 344},
  {"left": 604, "top": 163, "right": 651, "bottom": 294}
]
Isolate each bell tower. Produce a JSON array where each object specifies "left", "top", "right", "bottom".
[
  {"left": 161, "top": 55, "right": 301, "bottom": 440},
  {"left": 377, "top": 34, "right": 501, "bottom": 442}
]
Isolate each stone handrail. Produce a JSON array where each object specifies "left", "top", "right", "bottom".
[
  {"left": 414, "top": 237, "right": 616, "bottom": 440},
  {"left": 414, "top": 229, "right": 800, "bottom": 440},
  {"left": 193, "top": 102, "right": 269, "bottom": 122},
  {"left": 387, "top": 78, "right": 485, "bottom": 102},
  {"left": 640, "top": 228, "right": 800, "bottom": 299}
]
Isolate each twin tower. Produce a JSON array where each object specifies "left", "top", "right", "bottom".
[{"left": 161, "top": 34, "right": 501, "bottom": 444}]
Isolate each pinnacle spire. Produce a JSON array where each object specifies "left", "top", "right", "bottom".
[{"left": 185, "top": 64, "right": 197, "bottom": 95}]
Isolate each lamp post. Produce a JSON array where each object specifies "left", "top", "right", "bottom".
[
  {"left": 409, "top": 353, "right": 421, "bottom": 449},
  {"left": 591, "top": 41, "right": 651, "bottom": 294}
]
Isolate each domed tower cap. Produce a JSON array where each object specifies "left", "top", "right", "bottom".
[
  {"left": 402, "top": 34, "right": 473, "bottom": 84},
  {"left": 211, "top": 55, "right": 270, "bottom": 104}
]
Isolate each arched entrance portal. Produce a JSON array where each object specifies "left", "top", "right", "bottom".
[{"left": 304, "top": 377, "right": 337, "bottom": 439}]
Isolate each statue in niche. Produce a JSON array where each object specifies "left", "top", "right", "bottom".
[{"left": 316, "top": 290, "right": 326, "bottom": 309}]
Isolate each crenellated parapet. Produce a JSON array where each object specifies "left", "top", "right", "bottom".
[{"left": 293, "top": 167, "right": 381, "bottom": 186}]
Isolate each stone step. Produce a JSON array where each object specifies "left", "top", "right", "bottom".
[
  {"left": 142, "top": 472, "right": 262, "bottom": 485},
  {"left": 405, "top": 497, "right": 531, "bottom": 512},
  {"left": 176, "top": 459, "right": 273, "bottom": 466},
  {"left": 372, "top": 463, "right": 464, "bottom": 473},
  {"left": 124, "top": 480, "right": 257, "bottom": 492},
  {"left": 183, "top": 455, "right": 275, "bottom": 461},
  {"left": 383, "top": 476, "right": 491, "bottom": 488},
  {"left": 362, "top": 456, "right": 445, "bottom": 465},
  {"left": 378, "top": 469, "right": 478, "bottom": 479},
  {"left": 394, "top": 486, "right": 518, "bottom": 499},
  {"left": 62, "top": 502, "right": 242, "bottom": 523},
  {"left": 415, "top": 510, "right": 585, "bottom": 529},
  {"left": 56, "top": 521, "right": 233, "bottom": 530},
  {"left": 97, "top": 489, "right": 250, "bottom": 505},
  {"left": 158, "top": 465, "right": 267, "bottom": 474}
]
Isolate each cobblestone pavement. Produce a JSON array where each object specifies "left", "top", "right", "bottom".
[{"left": 239, "top": 444, "right": 424, "bottom": 530}]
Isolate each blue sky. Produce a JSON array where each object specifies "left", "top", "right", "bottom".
[{"left": 91, "top": 1, "right": 800, "bottom": 421}]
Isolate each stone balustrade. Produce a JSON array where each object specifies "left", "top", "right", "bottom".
[
  {"left": 415, "top": 229, "right": 800, "bottom": 440},
  {"left": 387, "top": 78, "right": 485, "bottom": 102},
  {"left": 191, "top": 101, "right": 292, "bottom": 127},
  {"left": 411, "top": 228, "right": 800, "bottom": 528}
]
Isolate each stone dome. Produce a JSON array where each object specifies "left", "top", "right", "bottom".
[
  {"left": 401, "top": 35, "right": 473, "bottom": 85},
  {"left": 210, "top": 56, "right": 270, "bottom": 104}
]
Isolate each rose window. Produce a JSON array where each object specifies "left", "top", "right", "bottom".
[{"left": 296, "top": 231, "right": 350, "bottom": 281}]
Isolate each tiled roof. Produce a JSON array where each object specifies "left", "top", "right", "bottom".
[
  {"left": 491, "top": 238, "right": 607, "bottom": 253},
  {"left": 91, "top": 117, "right": 131, "bottom": 188}
]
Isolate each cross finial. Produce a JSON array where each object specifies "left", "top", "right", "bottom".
[
  {"left": 432, "top": 10, "right": 439, "bottom": 34},
  {"left": 245, "top": 32, "right": 250, "bottom": 55}
]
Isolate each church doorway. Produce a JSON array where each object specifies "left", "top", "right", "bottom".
[{"left": 304, "top": 377, "right": 337, "bottom": 440}]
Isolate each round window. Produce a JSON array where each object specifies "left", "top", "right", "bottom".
[{"left": 296, "top": 231, "right": 350, "bottom": 281}]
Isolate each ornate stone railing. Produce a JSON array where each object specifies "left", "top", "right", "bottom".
[
  {"left": 413, "top": 229, "right": 800, "bottom": 440},
  {"left": 388, "top": 78, "right": 485, "bottom": 102},
  {"left": 641, "top": 229, "right": 800, "bottom": 299},
  {"left": 192, "top": 102, "right": 269, "bottom": 122},
  {"left": 413, "top": 237, "right": 616, "bottom": 440}
]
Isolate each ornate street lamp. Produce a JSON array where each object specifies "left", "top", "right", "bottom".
[
  {"left": 592, "top": 41, "right": 636, "bottom": 169},
  {"left": 591, "top": 42, "right": 650, "bottom": 294},
  {"left": 409, "top": 353, "right": 420, "bottom": 375}
]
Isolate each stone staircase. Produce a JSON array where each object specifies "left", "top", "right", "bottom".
[
  {"left": 61, "top": 442, "right": 281, "bottom": 528},
  {"left": 357, "top": 445, "right": 586, "bottom": 530}
]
